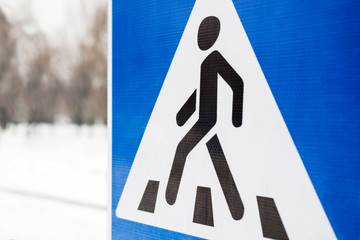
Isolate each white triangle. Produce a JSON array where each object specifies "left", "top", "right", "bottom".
[{"left": 116, "top": 0, "right": 336, "bottom": 239}]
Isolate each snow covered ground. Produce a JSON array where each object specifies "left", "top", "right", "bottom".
[{"left": 0, "top": 124, "right": 107, "bottom": 240}]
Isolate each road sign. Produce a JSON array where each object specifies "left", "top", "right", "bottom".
[{"left": 110, "top": 0, "right": 360, "bottom": 239}]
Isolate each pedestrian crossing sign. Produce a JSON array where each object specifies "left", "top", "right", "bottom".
[{"left": 110, "top": 0, "right": 360, "bottom": 239}]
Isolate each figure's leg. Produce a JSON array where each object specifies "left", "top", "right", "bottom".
[
  {"left": 206, "top": 134, "right": 244, "bottom": 220},
  {"left": 166, "top": 120, "right": 210, "bottom": 205}
]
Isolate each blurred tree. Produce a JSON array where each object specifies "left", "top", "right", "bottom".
[
  {"left": 67, "top": 4, "right": 107, "bottom": 125},
  {"left": 24, "top": 35, "right": 63, "bottom": 124},
  {"left": 0, "top": 2, "right": 107, "bottom": 127},
  {"left": 91, "top": 4, "right": 108, "bottom": 124},
  {"left": 0, "top": 9, "right": 23, "bottom": 129},
  {"left": 0, "top": 9, "right": 13, "bottom": 79}
]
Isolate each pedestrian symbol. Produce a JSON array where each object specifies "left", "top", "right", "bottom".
[
  {"left": 166, "top": 16, "right": 244, "bottom": 223},
  {"left": 116, "top": 0, "right": 336, "bottom": 239}
]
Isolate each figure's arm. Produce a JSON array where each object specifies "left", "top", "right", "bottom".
[
  {"left": 215, "top": 52, "right": 244, "bottom": 127},
  {"left": 176, "top": 90, "right": 196, "bottom": 126}
]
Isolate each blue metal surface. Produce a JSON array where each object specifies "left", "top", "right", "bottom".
[{"left": 112, "top": 0, "right": 360, "bottom": 239}]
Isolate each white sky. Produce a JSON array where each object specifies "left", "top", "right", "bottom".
[{"left": 0, "top": 0, "right": 106, "bottom": 47}]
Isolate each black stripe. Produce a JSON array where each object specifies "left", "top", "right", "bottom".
[
  {"left": 257, "top": 196, "right": 289, "bottom": 240},
  {"left": 138, "top": 180, "right": 160, "bottom": 213},
  {"left": 193, "top": 186, "right": 214, "bottom": 227}
]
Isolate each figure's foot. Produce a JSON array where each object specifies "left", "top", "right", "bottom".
[
  {"left": 165, "top": 181, "right": 177, "bottom": 205},
  {"left": 206, "top": 134, "right": 244, "bottom": 220}
]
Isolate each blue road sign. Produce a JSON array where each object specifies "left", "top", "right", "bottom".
[{"left": 111, "top": 0, "right": 360, "bottom": 239}]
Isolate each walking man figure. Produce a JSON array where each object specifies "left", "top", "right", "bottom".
[{"left": 166, "top": 16, "right": 245, "bottom": 220}]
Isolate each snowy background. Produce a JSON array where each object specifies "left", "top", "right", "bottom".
[
  {"left": 0, "top": 0, "right": 108, "bottom": 239},
  {"left": 0, "top": 124, "right": 107, "bottom": 239}
]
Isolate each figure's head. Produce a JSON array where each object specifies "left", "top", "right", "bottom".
[{"left": 197, "top": 16, "right": 220, "bottom": 51}]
